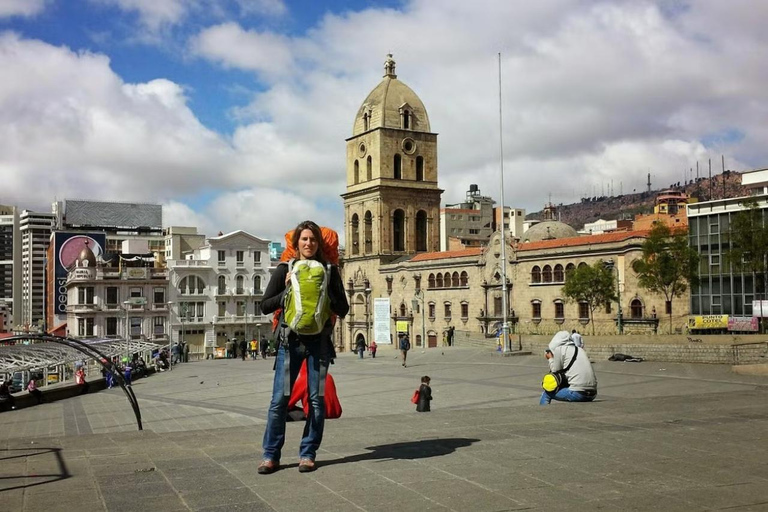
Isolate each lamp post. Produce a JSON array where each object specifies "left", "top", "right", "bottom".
[
  {"left": 412, "top": 289, "right": 427, "bottom": 352},
  {"left": 603, "top": 260, "right": 623, "bottom": 335},
  {"left": 122, "top": 300, "right": 131, "bottom": 357},
  {"left": 166, "top": 301, "right": 174, "bottom": 368},
  {"left": 364, "top": 287, "right": 372, "bottom": 348}
]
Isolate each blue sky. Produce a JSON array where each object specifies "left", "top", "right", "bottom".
[{"left": 1, "top": 0, "right": 767, "bottom": 243}]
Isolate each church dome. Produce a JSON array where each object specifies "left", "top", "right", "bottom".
[
  {"left": 522, "top": 221, "right": 579, "bottom": 243},
  {"left": 352, "top": 54, "right": 431, "bottom": 136},
  {"left": 77, "top": 241, "right": 97, "bottom": 267}
]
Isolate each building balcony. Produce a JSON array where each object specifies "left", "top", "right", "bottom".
[
  {"left": 150, "top": 302, "right": 171, "bottom": 311},
  {"left": 212, "top": 314, "right": 268, "bottom": 324},
  {"left": 170, "top": 259, "right": 212, "bottom": 269},
  {"left": 66, "top": 304, "right": 101, "bottom": 313}
]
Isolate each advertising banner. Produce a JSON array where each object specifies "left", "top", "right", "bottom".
[
  {"left": 53, "top": 232, "right": 106, "bottom": 324},
  {"left": 373, "top": 297, "right": 391, "bottom": 344},
  {"left": 687, "top": 315, "right": 728, "bottom": 330},
  {"left": 728, "top": 316, "right": 759, "bottom": 332}
]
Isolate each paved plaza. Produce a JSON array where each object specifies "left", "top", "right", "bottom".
[{"left": 1, "top": 346, "right": 768, "bottom": 511}]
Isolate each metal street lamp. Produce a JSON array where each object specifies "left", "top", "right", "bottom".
[
  {"left": 603, "top": 260, "right": 623, "bottom": 335},
  {"left": 166, "top": 301, "right": 174, "bottom": 368},
  {"left": 412, "top": 289, "right": 427, "bottom": 352}
]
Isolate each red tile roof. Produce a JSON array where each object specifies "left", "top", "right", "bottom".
[
  {"left": 517, "top": 230, "right": 650, "bottom": 251},
  {"left": 409, "top": 247, "right": 483, "bottom": 262}
]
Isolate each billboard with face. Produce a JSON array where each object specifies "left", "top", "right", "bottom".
[{"left": 52, "top": 232, "right": 106, "bottom": 324}]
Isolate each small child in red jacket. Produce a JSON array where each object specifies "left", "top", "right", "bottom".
[{"left": 416, "top": 376, "right": 432, "bottom": 412}]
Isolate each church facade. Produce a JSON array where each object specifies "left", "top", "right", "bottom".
[{"left": 338, "top": 56, "right": 687, "bottom": 350}]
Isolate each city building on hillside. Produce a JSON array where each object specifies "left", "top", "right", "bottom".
[
  {"left": 494, "top": 206, "right": 526, "bottom": 241},
  {"left": 687, "top": 167, "right": 768, "bottom": 333},
  {"left": 64, "top": 239, "right": 170, "bottom": 342},
  {"left": 580, "top": 218, "right": 632, "bottom": 235},
  {"left": 440, "top": 184, "right": 495, "bottom": 251},
  {"left": 633, "top": 189, "right": 692, "bottom": 231},
  {"left": 167, "top": 230, "right": 271, "bottom": 358}
]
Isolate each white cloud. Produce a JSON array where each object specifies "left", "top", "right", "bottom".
[
  {"left": 0, "top": 0, "right": 46, "bottom": 18},
  {"left": 190, "top": 22, "right": 294, "bottom": 76},
  {"left": 90, "top": 0, "right": 187, "bottom": 30}
]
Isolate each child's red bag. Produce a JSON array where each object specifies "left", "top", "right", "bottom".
[
  {"left": 410, "top": 389, "right": 420, "bottom": 404},
  {"left": 288, "top": 359, "right": 342, "bottom": 419}
]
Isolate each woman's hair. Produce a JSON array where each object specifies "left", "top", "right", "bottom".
[
  {"left": 291, "top": 220, "right": 325, "bottom": 263},
  {"left": 421, "top": 375, "right": 431, "bottom": 383}
]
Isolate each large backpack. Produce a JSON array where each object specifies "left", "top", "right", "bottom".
[
  {"left": 271, "top": 226, "right": 340, "bottom": 334},
  {"left": 283, "top": 258, "right": 332, "bottom": 335}
]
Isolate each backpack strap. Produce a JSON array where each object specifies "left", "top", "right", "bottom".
[{"left": 562, "top": 346, "right": 579, "bottom": 373}]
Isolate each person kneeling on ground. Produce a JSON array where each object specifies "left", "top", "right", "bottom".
[{"left": 540, "top": 330, "right": 597, "bottom": 405}]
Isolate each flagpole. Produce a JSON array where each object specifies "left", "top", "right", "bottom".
[{"left": 498, "top": 53, "right": 510, "bottom": 353}]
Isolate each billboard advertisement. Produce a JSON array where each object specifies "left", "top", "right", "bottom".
[
  {"left": 52, "top": 232, "right": 106, "bottom": 324},
  {"left": 373, "top": 297, "right": 391, "bottom": 344},
  {"left": 728, "top": 316, "right": 759, "bottom": 332},
  {"left": 687, "top": 315, "right": 728, "bottom": 330}
]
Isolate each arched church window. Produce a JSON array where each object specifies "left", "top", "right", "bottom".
[
  {"left": 416, "top": 156, "right": 424, "bottom": 181},
  {"left": 354, "top": 160, "right": 359, "bottom": 184},
  {"left": 399, "top": 303, "right": 407, "bottom": 317},
  {"left": 436, "top": 273, "right": 443, "bottom": 288},
  {"left": 366, "top": 156, "right": 372, "bottom": 181},
  {"left": 351, "top": 214, "right": 360, "bottom": 255},
  {"left": 394, "top": 154, "right": 402, "bottom": 180},
  {"left": 364, "top": 211, "right": 372, "bottom": 254},
  {"left": 543, "top": 265, "right": 553, "bottom": 283},
  {"left": 631, "top": 299, "right": 643, "bottom": 319},
  {"left": 460, "top": 271, "right": 468, "bottom": 287},
  {"left": 363, "top": 112, "right": 370, "bottom": 131},
  {"left": 402, "top": 109, "right": 411, "bottom": 129},
  {"left": 554, "top": 264, "right": 564, "bottom": 282},
  {"left": 428, "top": 273, "right": 436, "bottom": 289},
  {"left": 443, "top": 273, "right": 450, "bottom": 288},
  {"left": 451, "top": 272, "right": 460, "bottom": 287},
  {"left": 416, "top": 210, "right": 427, "bottom": 251},
  {"left": 531, "top": 266, "right": 541, "bottom": 283},
  {"left": 217, "top": 275, "right": 226, "bottom": 295},
  {"left": 393, "top": 209, "right": 405, "bottom": 252}
]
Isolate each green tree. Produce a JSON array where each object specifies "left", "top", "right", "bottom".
[
  {"left": 562, "top": 262, "right": 617, "bottom": 335},
  {"left": 631, "top": 223, "right": 699, "bottom": 334},
  {"left": 724, "top": 199, "right": 768, "bottom": 331}
]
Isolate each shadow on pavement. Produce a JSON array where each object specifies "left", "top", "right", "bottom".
[
  {"left": 0, "top": 447, "right": 70, "bottom": 493},
  {"left": 304, "top": 437, "right": 480, "bottom": 469}
]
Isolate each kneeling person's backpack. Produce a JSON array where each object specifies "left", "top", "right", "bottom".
[
  {"left": 542, "top": 346, "right": 579, "bottom": 393},
  {"left": 283, "top": 259, "right": 332, "bottom": 335}
]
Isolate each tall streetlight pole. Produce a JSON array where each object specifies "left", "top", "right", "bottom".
[
  {"left": 166, "top": 301, "right": 174, "bottom": 368},
  {"left": 497, "top": 53, "right": 511, "bottom": 353},
  {"left": 604, "top": 260, "right": 623, "bottom": 335},
  {"left": 412, "top": 289, "right": 427, "bottom": 352}
]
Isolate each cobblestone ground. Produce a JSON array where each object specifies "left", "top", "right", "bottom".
[{"left": 1, "top": 347, "right": 767, "bottom": 511}]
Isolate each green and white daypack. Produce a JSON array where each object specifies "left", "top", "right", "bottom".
[{"left": 283, "top": 259, "right": 332, "bottom": 335}]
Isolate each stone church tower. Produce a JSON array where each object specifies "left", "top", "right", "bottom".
[{"left": 340, "top": 55, "right": 443, "bottom": 349}]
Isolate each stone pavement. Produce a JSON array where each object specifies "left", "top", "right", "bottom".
[{"left": 1, "top": 346, "right": 768, "bottom": 511}]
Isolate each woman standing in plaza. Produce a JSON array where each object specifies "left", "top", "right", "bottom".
[{"left": 258, "top": 221, "right": 348, "bottom": 474}]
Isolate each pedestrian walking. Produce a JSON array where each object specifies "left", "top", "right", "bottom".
[
  {"left": 570, "top": 329, "right": 584, "bottom": 348},
  {"left": 355, "top": 337, "right": 367, "bottom": 359},
  {"left": 240, "top": 339, "right": 248, "bottom": 361},
  {"left": 370, "top": 340, "right": 377, "bottom": 358},
  {"left": 183, "top": 342, "right": 190, "bottom": 362},
  {"left": 250, "top": 339, "right": 258, "bottom": 359},
  {"left": 399, "top": 334, "right": 411, "bottom": 367},
  {"left": 260, "top": 337, "right": 268, "bottom": 360},
  {"left": 416, "top": 375, "right": 432, "bottom": 412}
]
